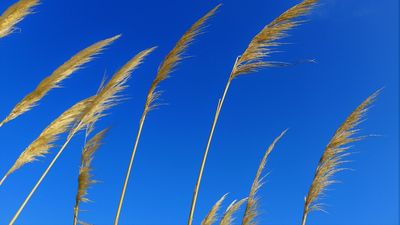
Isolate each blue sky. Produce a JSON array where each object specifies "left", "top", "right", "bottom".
[{"left": 0, "top": 0, "right": 398, "bottom": 224}]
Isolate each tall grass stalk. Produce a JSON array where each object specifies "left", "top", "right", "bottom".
[
  {"left": 188, "top": 1, "right": 317, "bottom": 224},
  {"left": 113, "top": 5, "right": 220, "bottom": 225},
  {"left": 242, "top": 130, "right": 286, "bottom": 224},
  {"left": 9, "top": 48, "right": 154, "bottom": 225},
  {"left": 188, "top": 56, "right": 238, "bottom": 225},
  {"left": 300, "top": 90, "right": 379, "bottom": 225},
  {"left": 73, "top": 128, "right": 108, "bottom": 225}
]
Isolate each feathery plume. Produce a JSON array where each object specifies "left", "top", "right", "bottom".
[
  {"left": 189, "top": 2, "right": 317, "bottom": 223},
  {"left": 114, "top": 5, "right": 220, "bottom": 225},
  {"left": 219, "top": 198, "right": 247, "bottom": 225},
  {"left": 201, "top": 194, "right": 227, "bottom": 225},
  {"left": 0, "top": 35, "right": 120, "bottom": 128},
  {"left": 242, "top": 130, "right": 287, "bottom": 225},
  {"left": 301, "top": 90, "right": 379, "bottom": 225},
  {"left": 9, "top": 48, "right": 154, "bottom": 225},
  {"left": 0, "top": 97, "right": 93, "bottom": 186},
  {"left": 0, "top": 0, "right": 39, "bottom": 38},
  {"left": 231, "top": 0, "right": 317, "bottom": 78},
  {"left": 73, "top": 128, "right": 108, "bottom": 225},
  {"left": 71, "top": 47, "right": 156, "bottom": 135},
  {"left": 145, "top": 4, "right": 221, "bottom": 112}
]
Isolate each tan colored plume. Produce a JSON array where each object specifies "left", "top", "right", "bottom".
[
  {"left": 242, "top": 130, "right": 287, "bottom": 225},
  {"left": 0, "top": 97, "right": 93, "bottom": 186},
  {"left": 219, "top": 198, "right": 247, "bottom": 225},
  {"left": 0, "top": 35, "right": 120, "bottom": 128},
  {"left": 300, "top": 90, "right": 379, "bottom": 225},
  {"left": 8, "top": 48, "right": 154, "bottom": 225},
  {"left": 189, "top": 2, "right": 317, "bottom": 224},
  {"left": 73, "top": 128, "right": 108, "bottom": 225},
  {"left": 0, "top": 0, "right": 39, "bottom": 38},
  {"left": 114, "top": 5, "right": 220, "bottom": 225},
  {"left": 201, "top": 194, "right": 227, "bottom": 225},
  {"left": 144, "top": 4, "right": 221, "bottom": 112},
  {"left": 70, "top": 47, "right": 156, "bottom": 135},
  {"left": 231, "top": 0, "right": 317, "bottom": 78}
]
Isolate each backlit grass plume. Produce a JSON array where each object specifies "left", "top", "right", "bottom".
[
  {"left": 9, "top": 48, "right": 154, "bottom": 225},
  {"left": 0, "top": 0, "right": 39, "bottom": 39},
  {"left": 300, "top": 90, "right": 379, "bottom": 225},
  {"left": 0, "top": 35, "right": 120, "bottom": 128},
  {"left": 189, "top": 1, "right": 317, "bottom": 223},
  {"left": 231, "top": 0, "right": 317, "bottom": 77},
  {"left": 242, "top": 130, "right": 286, "bottom": 225},
  {"left": 201, "top": 194, "right": 227, "bottom": 225},
  {"left": 219, "top": 198, "right": 247, "bottom": 225},
  {"left": 0, "top": 97, "right": 93, "bottom": 186},
  {"left": 71, "top": 47, "right": 156, "bottom": 135},
  {"left": 143, "top": 3, "right": 221, "bottom": 114},
  {"left": 114, "top": 5, "right": 220, "bottom": 225},
  {"left": 73, "top": 128, "right": 108, "bottom": 225}
]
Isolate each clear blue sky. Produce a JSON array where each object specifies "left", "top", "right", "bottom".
[{"left": 0, "top": 0, "right": 398, "bottom": 224}]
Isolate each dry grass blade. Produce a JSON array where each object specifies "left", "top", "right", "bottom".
[
  {"left": 0, "top": 97, "right": 93, "bottom": 186},
  {"left": 144, "top": 4, "right": 220, "bottom": 112},
  {"left": 231, "top": 0, "right": 317, "bottom": 78},
  {"left": 201, "top": 194, "right": 227, "bottom": 225},
  {"left": 301, "top": 90, "right": 379, "bottom": 225},
  {"left": 114, "top": 5, "right": 220, "bottom": 225},
  {"left": 242, "top": 130, "right": 287, "bottom": 225},
  {"left": 73, "top": 128, "right": 108, "bottom": 225},
  {"left": 219, "top": 198, "right": 247, "bottom": 225},
  {"left": 9, "top": 49, "right": 154, "bottom": 225},
  {"left": 0, "top": 0, "right": 39, "bottom": 38},
  {"left": 0, "top": 35, "right": 120, "bottom": 128}
]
